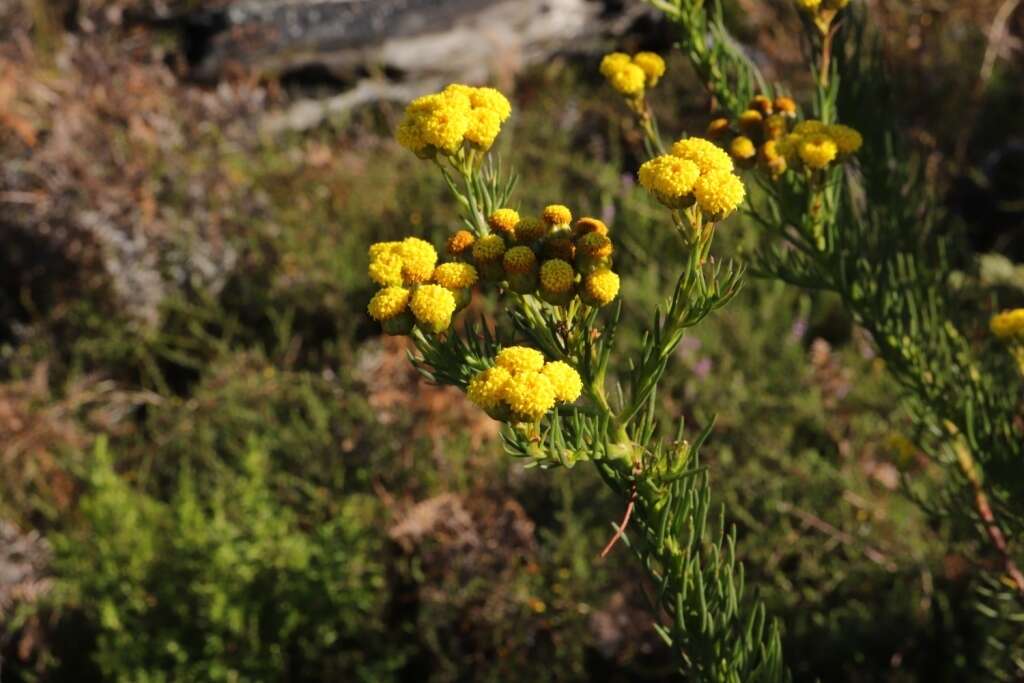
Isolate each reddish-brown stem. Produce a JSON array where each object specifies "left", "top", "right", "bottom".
[{"left": 601, "top": 483, "right": 638, "bottom": 558}]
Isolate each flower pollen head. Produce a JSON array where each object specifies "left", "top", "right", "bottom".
[
  {"left": 369, "top": 250, "right": 404, "bottom": 287},
  {"left": 573, "top": 217, "right": 609, "bottom": 240},
  {"left": 403, "top": 92, "right": 472, "bottom": 155},
  {"left": 763, "top": 114, "right": 788, "bottom": 141},
  {"left": 487, "top": 208, "right": 520, "bottom": 240},
  {"left": 540, "top": 259, "right": 576, "bottom": 294},
  {"left": 639, "top": 154, "right": 700, "bottom": 206},
  {"left": 467, "top": 366, "right": 512, "bottom": 412},
  {"left": 503, "top": 246, "right": 538, "bottom": 275},
  {"left": 469, "top": 87, "right": 512, "bottom": 123},
  {"left": 599, "top": 52, "right": 632, "bottom": 78},
  {"left": 515, "top": 217, "right": 548, "bottom": 244},
  {"left": 774, "top": 96, "right": 798, "bottom": 116},
  {"left": 399, "top": 237, "right": 438, "bottom": 284},
  {"left": 706, "top": 117, "right": 731, "bottom": 140},
  {"left": 991, "top": 309, "right": 1024, "bottom": 341},
  {"left": 694, "top": 169, "right": 746, "bottom": 220},
  {"left": 749, "top": 95, "right": 774, "bottom": 116},
  {"left": 542, "top": 361, "right": 583, "bottom": 403},
  {"left": 671, "top": 137, "right": 735, "bottom": 174},
  {"left": 447, "top": 230, "right": 476, "bottom": 257},
  {"left": 632, "top": 52, "right": 666, "bottom": 87},
  {"left": 608, "top": 63, "right": 646, "bottom": 97},
  {"left": 433, "top": 262, "right": 478, "bottom": 290},
  {"left": 542, "top": 235, "right": 576, "bottom": 262},
  {"left": 583, "top": 269, "right": 621, "bottom": 307},
  {"left": 730, "top": 136, "right": 757, "bottom": 162},
  {"left": 465, "top": 107, "right": 502, "bottom": 149},
  {"left": 542, "top": 204, "right": 573, "bottom": 227},
  {"left": 798, "top": 133, "right": 838, "bottom": 169},
  {"left": 496, "top": 346, "right": 546, "bottom": 374},
  {"left": 825, "top": 124, "right": 863, "bottom": 155},
  {"left": 368, "top": 286, "right": 411, "bottom": 321},
  {"left": 472, "top": 234, "right": 506, "bottom": 263},
  {"left": 502, "top": 370, "right": 556, "bottom": 422},
  {"left": 410, "top": 284, "right": 456, "bottom": 333},
  {"left": 738, "top": 109, "right": 764, "bottom": 136},
  {"left": 759, "top": 140, "right": 788, "bottom": 177},
  {"left": 577, "top": 232, "right": 613, "bottom": 259}
]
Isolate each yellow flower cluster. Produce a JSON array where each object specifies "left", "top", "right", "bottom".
[
  {"left": 794, "top": 0, "right": 851, "bottom": 34},
  {"left": 467, "top": 347, "right": 583, "bottom": 422},
  {"left": 445, "top": 207, "right": 621, "bottom": 308},
  {"left": 990, "top": 309, "right": 1024, "bottom": 341},
  {"left": 705, "top": 97, "right": 862, "bottom": 178},
  {"left": 639, "top": 137, "right": 746, "bottom": 219},
  {"left": 367, "top": 237, "right": 478, "bottom": 334},
  {"left": 396, "top": 84, "right": 512, "bottom": 158},
  {"left": 600, "top": 51, "right": 666, "bottom": 98}
]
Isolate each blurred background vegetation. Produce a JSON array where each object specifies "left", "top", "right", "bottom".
[{"left": 1, "top": 0, "right": 1022, "bottom": 680}]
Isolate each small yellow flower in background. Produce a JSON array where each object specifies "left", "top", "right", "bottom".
[
  {"left": 583, "top": 269, "right": 621, "bottom": 307},
  {"left": 542, "top": 361, "right": 584, "bottom": 403},
  {"left": 825, "top": 124, "right": 863, "bottom": 155},
  {"left": 473, "top": 234, "right": 506, "bottom": 263},
  {"left": 399, "top": 237, "right": 438, "bottom": 284},
  {"left": 796, "top": 0, "right": 822, "bottom": 11},
  {"left": 639, "top": 155, "right": 701, "bottom": 206},
  {"left": 774, "top": 96, "right": 798, "bottom": 116},
  {"left": 515, "top": 217, "right": 549, "bottom": 243},
  {"left": 608, "top": 63, "right": 647, "bottom": 97},
  {"left": 671, "top": 137, "right": 735, "bottom": 174},
  {"left": 706, "top": 117, "right": 731, "bottom": 139},
  {"left": 793, "top": 120, "right": 826, "bottom": 136},
  {"left": 759, "top": 140, "right": 788, "bottom": 177},
  {"left": 600, "top": 52, "right": 632, "bottom": 78},
  {"left": 447, "top": 230, "right": 475, "bottom": 257},
  {"left": 367, "top": 286, "right": 411, "bottom": 321},
  {"left": 632, "top": 52, "right": 666, "bottom": 87},
  {"left": 410, "top": 284, "right": 457, "bottom": 333},
  {"left": 496, "top": 346, "right": 546, "bottom": 374},
  {"left": 990, "top": 309, "right": 1024, "bottom": 340},
  {"left": 540, "top": 259, "right": 576, "bottom": 294},
  {"left": 467, "top": 366, "right": 512, "bottom": 412},
  {"left": 730, "top": 136, "right": 757, "bottom": 162},
  {"left": 488, "top": 208, "right": 520, "bottom": 239},
  {"left": 798, "top": 133, "right": 838, "bottom": 170},
  {"left": 503, "top": 246, "right": 537, "bottom": 274},
  {"left": 749, "top": 95, "right": 774, "bottom": 116},
  {"left": 543, "top": 204, "right": 573, "bottom": 227},
  {"left": 433, "top": 262, "right": 478, "bottom": 290},
  {"left": 694, "top": 169, "right": 746, "bottom": 219},
  {"left": 503, "top": 371, "right": 557, "bottom": 421},
  {"left": 738, "top": 109, "right": 763, "bottom": 136},
  {"left": 764, "top": 114, "right": 788, "bottom": 141}
]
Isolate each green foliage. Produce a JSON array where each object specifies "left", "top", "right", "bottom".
[{"left": 49, "top": 438, "right": 401, "bottom": 683}]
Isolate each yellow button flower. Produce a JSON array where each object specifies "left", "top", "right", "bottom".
[
  {"left": 540, "top": 259, "right": 576, "bottom": 294},
  {"left": 542, "top": 204, "right": 573, "bottom": 227},
  {"left": 469, "top": 87, "right": 512, "bottom": 123},
  {"left": 793, "top": 119, "right": 826, "bottom": 136},
  {"left": 576, "top": 232, "right": 613, "bottom": 259},
  {"left": 798, "top": 133, "right": 838, "bottom": 169},
  {"left": 503, "top": 246, "right": 538, "bottom": 274},
  {"left": 399, "top": 237, "right": 438, "bottom": 284},
  {"left": 749, "top": 95, "right": 774, "bottom": 116},
  {"left": 573, "top": 217, "right": 609, "bottom": 240},
  {"left": 608, "top": 63, "right": 646, "bottom": 97},
  {"left": 465, "top": 107, "right": 502, "bottom": 149},
  {"left": 368, "top": 286, "right": 411, "bottom": 321},
  {"left": 447, "top": 230, "right": 476, "bottom": 257},
  {"left": 467, "top": 366, "right": 512, "bottom": 411},
  {"left": 542, "top": 361, "right": 583, "bottom": 403},
  {"left": 600, "top": 52, "right": 632, "bottom": 78},
  {"left": 515, "top": 217, "right": 548, "bottom": 243},
  {"left": 991, "top": 309, "right": 1024, "bottom": 340},
  {"left": 368, "top": 251, "right": 404, "bottom": 287},
  {"left": 496, "top": 346, "right": 546, "bottom": 374},
  {"left": 472, "top": 234, "right": 506, "bottom": 263},
  {"left": 488, "top": 208, "right": 521, "bottom": 239},
  {"left": 738, "top": 109, "right": 763, "bottom": 136},
  {"left": 730, "top": 136, "right": 757, "bottom": 161},
  {"left": 825, "top": 124, "right": 863, "bottom": 155},
  {"left": 671, "top": 137, "right": 735, "bottom": 174},
  {"left": 706, "top": 117, "right": 731, "bottom": 140},
  {"left": 583, "top": 269, "right": 621, "bottom": 307},
  {"left": 639, "top": 154, "right": 701, "bottom": 203},
  {"left": 694, "top": 169, "right": 746, "bottom": 219},
  {"left": 433, "top": 262, "right": 478, "bottom": 290},
  {"left": 632, "top": 52, "right": 666, "bottom": 87},
  {"left": 502, "top": 370, "right": 557, "bottom": 421},
  {"left": 774, "top": 96, "right": 798, "bottom": 116},
  {"left": 410, "top": 284, "right": 456, "bottom": 333}
]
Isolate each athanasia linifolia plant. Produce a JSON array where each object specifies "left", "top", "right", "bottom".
[
  {"left": 366, "top": 82, "right": 789, "bottom": 681},
  {"left": 629, "top": 0, "right": 1024, "bottom": 677}
]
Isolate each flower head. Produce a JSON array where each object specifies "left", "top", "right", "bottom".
[
  {"left": 503, "top": 246, "right": 538, "bottom": 274},
  {"left": 542, "top": 361, "right": 583, "bottom": 403},
  {"left": 496, "top": 346, "right": 546, "bottom": 374},
  {"left": 577, "top": 232, "right": 613, "bottom": 259},
  {"left": 540, "top": 259, "right": 576, "bottom": 294},
  {"left": 991, "top": 309, "right": 1024, "bottom": 340},
  {"left": 608, "top": 63, "right": 646, "bottom": 97},
  {"left": 632, "top": 52, "right": 666, "bottom": 87},
  {"left": 515, "top": 217, "right": 548, "bottom": 243},
  {"left": 410, "top": 284, "right": 456, "bottom": 333},
  {"left": 465, "top": 107, "right": 502, "bottom": 149},
  {"left": 671, "top": 137, "right": 735, "bottom": 174},
  {"left": 542, "top": 204, "right": 573, "bottom": 227},
  {"left": 793, "top": 119, "right": 826, "bottom": 136},
  {"left": 368, "top": 286, "right": 411, "bottom": 321},
  {"left": 467, "top": 366, "right": 512, "bottom": 411},
  {"left": 368, "top": 250, "right": 404, "bottom": 287},
  {"left": 503, "top": 370, "right": 556, "bottom": 421},
  {"left": 729, "top": 136, "right": 757, "bottom": 161},
  {"left": 825, "top": 124, "right": 863, "bottom": 155},
  {"left": 600, "top": 52, "right": 632, "bottom": 78},
  {"left": 738, "top": 109, "right": 764, "bottom": 136},
  {"left": 798, "top": 133, "right": 838, "bottom": 169},
  {"left": 399, "top": 237, "right": 438, "bottom": 284},
  {"left": 706, "top": 117, "right": 731, "bottom": 139},
  {"left": 749, "top": 95, "right": 774, "bottom": 116},
  {"left": 472, "top": 234, "right": 506, "bottom": 263},
  {"left": 488, "top": 208, "right": 520, "bottom": 239},
  {"left": 470, "top": 87, "right": 512, "bottom": 122},
  {"left": 584, "top": 269, "right": 621, "bottom": 307},
  {"left": 433, "top": 262, "right": 478, "bottom": 290},
  {"left": 573, "top": 217, "right": 609, "bottom": 240},
  {"left": 447, "top": 230, "right": 476, "bottom": 257},
  {"left": 639, "top": 154, "right": 700, "bottom": 204},
  {"left": 694, "top": 169, "right": 746, "bottom": 219},
  {"left": 774, "top": 96, "right": 798, "bottom": 116}
]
